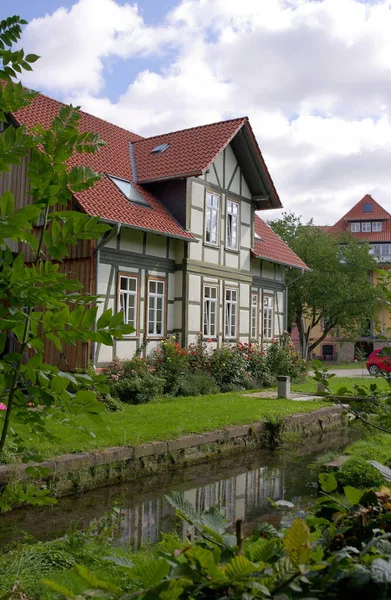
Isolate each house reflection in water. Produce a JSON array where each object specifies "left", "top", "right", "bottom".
[{"left": 117, "top": 466, "right": 285, "bottom": 550}]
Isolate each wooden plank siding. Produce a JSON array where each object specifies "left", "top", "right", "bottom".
[{"left": 0, "top": 155, "right": 96, "bottom": 370}]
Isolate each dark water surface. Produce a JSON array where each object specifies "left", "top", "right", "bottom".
[{"left": 0, "top": 430, "right": 355, "bottom": 549}]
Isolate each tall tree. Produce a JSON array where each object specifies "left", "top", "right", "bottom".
[{"left": 269, "top": 212, "right": 381, "bottom": 360}]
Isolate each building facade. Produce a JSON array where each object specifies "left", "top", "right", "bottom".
[
  {"left": 2, "top": 91, "right": 308, "bottom": 369},
  {"left": 293, "top": 195, "right": 391, "bottom": 361}
]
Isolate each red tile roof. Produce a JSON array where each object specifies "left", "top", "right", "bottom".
[
  {"left": 329, "top": 194, "right": 391, "bottom": 243},
  {"left": 253, "top": 216, "right": 310, "bottom": 271},
  {"left": 133, "top": 118, "right": 246, "bottom": 182},
  {"left": 12, "top": 92, "right": 194, "bottom": 241}
]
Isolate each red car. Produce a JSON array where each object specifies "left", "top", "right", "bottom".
[{"left": 366, "top": 348, "right": 391, "bottom": 375}]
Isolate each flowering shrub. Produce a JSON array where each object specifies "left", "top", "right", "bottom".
[
  {"left": 208, "top": 345, "right": 249, "bottom": 388},
  {"left": 266, "top": 335, "right": 307, "bottom": 381},
  {"left": 111, "top": 373, "right": 165, "bottom": 405},
  {"left": 149, "top": 337, "right": 188, "bottom": 395},
  {"left": 187, "top": 335, "right": 213, "bottom": 372},
  {"left": 236, "top": 342, "right": 274, "bottom": 387}
]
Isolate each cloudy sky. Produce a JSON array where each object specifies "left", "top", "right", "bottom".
[{"left": 2, "top": 0, "right": 391, "bottom": 224}]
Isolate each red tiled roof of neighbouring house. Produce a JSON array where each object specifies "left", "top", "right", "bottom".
[
  {"left": 11, "top": 91, "right": 195, "bottom": 241},
  {"left": 329, "top": 194, "right": 391, "bottom": 243},
  {"left": 253, "top": 216, "right": 310, "bottom": 271}
]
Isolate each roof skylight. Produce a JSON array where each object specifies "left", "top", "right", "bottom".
[
  {"left": 151, "top": 143, "right": 170, "bottom": 154},
  {"left": 109, "top": 175, "right": 149, "bottom": 206},
  {"left": 363, "top": 203, "right": 373, "bottom": 212}
]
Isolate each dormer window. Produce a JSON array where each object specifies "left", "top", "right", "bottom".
[
  {"left": 108, "top": 175, "right": 149, "bottom": 206},
  {"left": 151, "top": 143, "right": 170, "bottom": 154},
  {"left": 351, "top": 222, "right": 360, "bottom": 232}
]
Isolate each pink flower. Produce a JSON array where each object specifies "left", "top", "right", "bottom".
[{"left": 0, "top": 403, "right": 7, "bottom": 410}]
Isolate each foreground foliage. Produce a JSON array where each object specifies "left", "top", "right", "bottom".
[{"left": 43, "top": 479, "right": 391, "bottom": 599}]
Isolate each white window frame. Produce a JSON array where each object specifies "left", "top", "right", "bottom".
[
  {"left": 263, "top": 294, "right": 274, "bottom": 340},
  {"left": 118, "top": 273, "right": 138, "bottom": 334},
  {"left": 147, "top": 278, "right": 166, "bottom": 337},
  {"left": 362, "top": 222, "right": 371, "bottom": 232},
  {"left": 205, "top": 191, "right": 220, "bottom": 246},
  {"left": 224, "top": 287, "right": 238, "bottom": 339},
  {"left": 250, "top": 292, "right": 258, "bottom": 339},
  {"left": 350, "top": 222, "right": 360, "bottom": 232},
  {"left": 372, "top": 222, "right": 382, "bottom": 232},
  {"left": 203, "top": 285, "right": 218, "bottom": 338},
  {"left": 226, "top": 199, "right": 239, "bottom": 250}
]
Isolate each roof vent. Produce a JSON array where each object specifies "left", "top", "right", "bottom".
[{"left": 151, "top": 143, "right": 170, "bottom": 154}]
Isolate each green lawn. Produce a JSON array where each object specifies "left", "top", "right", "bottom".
[
  {"left": 14, "top": 392, "right": 327, "bottom": 460},
  {"left": 292, "top": 376, "right": 390, "bottom": 395},
  {"left": 325, "top": 362, "right": 366, "bottom": 370}
]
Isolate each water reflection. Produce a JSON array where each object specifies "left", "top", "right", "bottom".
[{"left": 0, "top": 430, "right": 355, "bottom": 549}]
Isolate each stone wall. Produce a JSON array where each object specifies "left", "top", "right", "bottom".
[{"left": 0, "top": 406, "right": 345, "bottom": 499}]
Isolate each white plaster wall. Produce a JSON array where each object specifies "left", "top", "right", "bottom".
[
  {"left": 169, "top": 239, "right": 176, "bottom": 260},
  {"left": 225, "top": 145, "right": 238, "bottom": 186},
  {"left": 188, "top": 274, "right": 201, "bottom": 302},
  {"left": 225, "top": 252, "right": 239, "bottom": 269},
  {"left": 188, "top": 304, "right": 201, "bottom": 333},
  {"left": 241, "top": 175, "right": 251, "bottom": 199},
  {"left": 97, "top": 262, "right": 114, "bottom": 296},
  {"left": 207, "top": 167, "right": 218, "bottom": 187},
  {"left": 230, "top": 168, "right": 240, "bottom": 195},
  {"left": 241, "top": 202, "right": 251, "bottom": 225},
  {"left": 168, "top": 273, "right": 175, "bottom": 301},
  {"left": 190, "top": 207, "right": 204, "bottom": 236},
  {"left": 240, "top": 309, "right": 249, "bottom": 335},
  {"left": 167, "top": 304, "right": 174, "bottom": 332},
  {"left": 204, "top": 246, "right": 219, "bottom": 264},
  {"left": 174, "top": 271, "right": 183, "bottom": 298},
  {"left": 190, "top": 238, "right": 203, "bottom": 260},
  {"left": 240, "top": 283, "right": 250, "bottom": 307},
  {"left": 175, "top": 241, "right": 185, "bottom": 264},
  {"left": 116, "top": 340, "right": 138, "bottom": 360},
  {"left": 174, "top": 300, "right": 182, "bottom": 330},
  {"left": 104, "top": 236, "right": 117, "bottom": 250},
  {"left": 215, "top": 151, "right": 224, "bottom": 184},
  {"left": 146, "top": 233, "right": 167, "bottom": 258},
  {"left": 120, "top": 228, "right": 143, "bottom": 253},
  {"left": 240, "top": 249, "right": 250, "bottom": 271},
  {"left": 251, "top": 260, "right": 260, "bottom": 276},
  {"left": 241, "top": 223, "right": 251, "bottom": 249},
  {"left": 276, "top": 291, "right": 284, "bottom": 313},
  {"left": 96, "top": 343, "right": 113, "bottom": 364},
  {"left": 191, "top": 181, "right": 204, "bottom": 209}
]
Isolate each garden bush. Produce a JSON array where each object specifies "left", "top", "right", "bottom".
[
  {"left": 208, "top": 345, "right": 249, "bottom": 388},
  {"left": 336, "top": 456, "right": 385, "bottom": 488},
  {"left": 177, "top": 372, "right": 219, "bottom": 397},
  {"left": 111, "top": 373, "right": 165, "bottom": 405},
  {"left": 266, "top": 336, "right": 307, "bottom": 381},
  {"left": 150, "top": 337, "right": 189, "bottom": 395}
]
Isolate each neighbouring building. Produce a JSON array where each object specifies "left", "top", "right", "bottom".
[
  {"left": 1, "top": 90, "right": 308, "bottom": 369},
  {"left": 292, "top": 194, "right": 391, "bottom": 361}
]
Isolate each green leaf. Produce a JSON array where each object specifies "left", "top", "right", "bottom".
[
  {"left": 223, "top": 555, "right": 256, "bottom": 580},
  {"left": 318, "top": 472, "right": 338, "bottom": 493},
  {"left": 102, "top": 555, "right": 134, "bottom": 569},
  {"left": 0, "top": 190, "right": 14, "bottom": 217},
  {"left": 129, "top": 559, "right": 170, "bottom": 587},
  {"left": 25, "top": 53, "right": 40, "bottom": 63},
  {"left": 41, "top": 580, "right": 75, "bottom": 598},
  {"left": 283, "top": 518, "right": 311, "bottom": 566},
  {"left": 344, "top": 486, "right": 363, "bottom": 506},
  {"left": 97, "top": 308, "right": 113, "bottom": 329},
  {"left": 371, "top": 558, "right": 391, "bottom": 583}
]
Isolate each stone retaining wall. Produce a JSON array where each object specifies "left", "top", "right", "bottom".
[{"left": 0, "top": 406, "right": 345, "bottom": 498}]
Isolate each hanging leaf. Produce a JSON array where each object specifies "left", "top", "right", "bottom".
[
  {"left": 318, "top": 472, "right": 338, "bottom": 493},
  {"left": 223, "top": 555, "right": 256, "bottom": 581},
  {"left": 283, "top": 518, "right": 311, "bottom": 566}
]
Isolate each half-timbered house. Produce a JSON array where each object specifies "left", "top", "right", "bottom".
[{"left": 2, "top": 91, "right": 308, "bottom": 369}]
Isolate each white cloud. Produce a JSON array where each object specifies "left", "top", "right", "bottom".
[{"left": 19, "top": 0, "right": 391, "bottom": 223}]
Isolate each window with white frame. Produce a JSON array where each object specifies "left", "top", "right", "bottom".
[
  {"left": 205, "top": 191, "right": 220, "bottom": 245},
  {"left": 362, "top": 222, "right": 371, "bottom": 232},
  {"left": 226, "top": 200, "right": 239, "bottom": 250},
  {"left": 225, "top": 288, "right": 238, "bottom": 338},
  {"left": 250, "top": 293, "right": 258, "bottom": 339},
  {"left": 372, "top": 222, "right": 382, "bottom": 232},
  {"left": 147, "top": 279, "right": 165, "bottom": 336},
  {"left": 203, "top": 285, "right": 218, "bottom": 338},
  {"left": 350, "top": 223, "right": 360, "bottom": 232},
  {"left": 263, "top": 295, "right": 274, "bottom": 339},
  {"left": 119, "top": 274, "right": 138, "bottom": 333}
]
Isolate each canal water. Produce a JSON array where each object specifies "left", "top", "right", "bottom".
[{"left": 0, "top": 430, "right": 354, "bottom": 549}]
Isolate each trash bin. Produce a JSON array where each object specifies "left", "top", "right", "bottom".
[{"left": 277, "top": 375, "right": 291, "bottom": 399}]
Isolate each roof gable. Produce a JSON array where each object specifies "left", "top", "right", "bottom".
[
  {"left": 329, "top": 195, "right": 391, "bottom": 242},
  {"left": 253, "top": 216, "right": 310, "bottom": 271}
]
